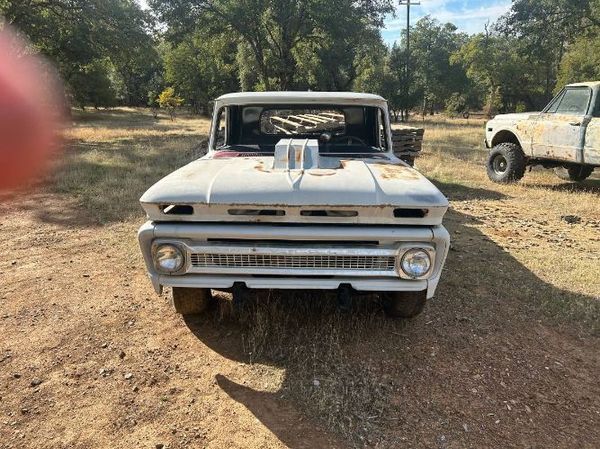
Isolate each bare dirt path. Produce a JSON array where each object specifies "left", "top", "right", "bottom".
[{"left": 1, "top": 110, "right": 599, "bottom": 448}]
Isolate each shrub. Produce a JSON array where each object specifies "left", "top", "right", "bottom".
[{"left": 158, "top": 87, "right": 184, "bottom": 120}]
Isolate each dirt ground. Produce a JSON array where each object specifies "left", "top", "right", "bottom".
[{"left": 1, "top": 109, "right": 599, "bottom": 449}]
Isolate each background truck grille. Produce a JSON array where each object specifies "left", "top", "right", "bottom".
[{"left": 190, "top": 253, "right": 396, "bottom": 271}]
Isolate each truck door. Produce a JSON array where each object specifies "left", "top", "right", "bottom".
[
  {"left": 531, "top": 87, "right": 592, "bottom": 162},
  {"left": 583, "top": 90, "right": 600, "bottom": 166}
]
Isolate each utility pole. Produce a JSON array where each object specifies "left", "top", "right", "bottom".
[{"left": 398, "top": 0, "right": 419, "bottom": 121}]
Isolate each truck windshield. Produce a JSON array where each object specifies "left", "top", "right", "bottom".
[{"left": 214, "top": 104, "right": 388, "bottom": 154}]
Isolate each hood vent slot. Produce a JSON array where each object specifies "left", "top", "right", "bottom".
[
  {"left": 161, "top": 204, "right": 194, "bottom": 215},
  {"left": 300, "top": 210, "right": 358, "bottom": 217},
  {"left": 228, "top": 209, "right": 285, "bottom": 216},
  {"left": 393, "top": 208, "right": 428, "bottom": 218}
]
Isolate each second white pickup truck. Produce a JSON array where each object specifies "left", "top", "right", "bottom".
[{"left": 485, "top": 81, "right": 600, "bottom": 183}]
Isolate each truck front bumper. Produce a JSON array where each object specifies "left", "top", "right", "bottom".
[{"left": 138, "top": 221, "right": 450, "bottom": 299}]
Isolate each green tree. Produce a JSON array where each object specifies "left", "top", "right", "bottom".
[
  {"left": 452, "top": 29, "right": 534, "bottom": 115},
  {"left": 150, "top": 0, "right": 394, "bottom": 91},
  {"left": 496, "top": 0, "right": 600, "bottom": 103},
  {"left": 351, "top": 36, "right": 388, "bottom": 94},
  {"left": 557, "top": 35, "right": 600, "bottom": 88},
  {"left": 1, "top": 0, "right": 161, "bottom": 107},
  {"left": 409, "top": 17, "right": 470, "bottom": 115},
  {"left": 352, "top": 42, "right": 407, "bottom": 122},
  {"left": 163, "top": 30, "right": 239, "bottom": 113},
  {"left": 69, "top": 59, "right": 118, "bottom": 109},
  {"left": 445, "top": 93, "right": 468, "bottom": 117},
  {"left": 384, "top": 44, "right": 408, "bottom": 121}
]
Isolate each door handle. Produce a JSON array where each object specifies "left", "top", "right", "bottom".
[{"left": 569, "top": 121, "right": 581, "bottom": 126}]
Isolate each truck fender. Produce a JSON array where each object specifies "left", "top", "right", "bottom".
[{"left": 490, "top": 129, "right": 524, "bottom": 150}]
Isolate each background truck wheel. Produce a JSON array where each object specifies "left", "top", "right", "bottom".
[
  {"left": 381, "top": 291, "right": 427, "bottom": 318},
  {"left": 554, "top": 165, "right": 594, "bottom": 182},
  {"left": 486, "top": 142, "right": 526, "bottom": 183},
  {"left": 172, "top": 287, "right": 212, "bottom": 315}
]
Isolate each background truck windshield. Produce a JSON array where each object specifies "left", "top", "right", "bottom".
[{"left": 215, "top": 104, "right": 388, "bottom": 154}]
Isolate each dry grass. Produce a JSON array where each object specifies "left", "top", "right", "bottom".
[{"left": 51, "top": 108, "right": 211, "bottom": 223}]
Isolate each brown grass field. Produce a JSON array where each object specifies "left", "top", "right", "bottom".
[{"left": 1, "top": 108, "right": 599, "bottom": 449}]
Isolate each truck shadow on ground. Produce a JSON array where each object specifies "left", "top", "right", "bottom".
[
  {"left": 526, "top": 178, "right": 600, "bottom": 195},
  {"left": 182, "top": 186, "right": 600, "bottom": 448}
]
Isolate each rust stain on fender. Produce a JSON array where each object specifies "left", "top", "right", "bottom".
[{"left": 584, "top": 118, "right": 600, "bottom": 165}]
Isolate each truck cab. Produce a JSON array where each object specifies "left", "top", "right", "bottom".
[
  {"left": 485, "top": 82, "right": 600, "bottom": 183},
  {"left": 138, "top": 92, "right": 450, "bottom": 319}
]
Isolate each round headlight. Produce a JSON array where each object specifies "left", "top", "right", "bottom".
[
  {"left": 400, "top": 249, "right": 431, "bottom": 278},
  {"left": 155, "top": 244, "right": 184, "bottom": 272}
]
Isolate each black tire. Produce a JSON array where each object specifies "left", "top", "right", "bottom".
[
  {"left": 554, "top": 165, "right": 595, "bottom": 182},
  {"left": 172, "top": 287, "right": 212, "bottom": 315},
  {"left": 486, "top": 142, "right": 527, "bottom": 183},
  {"left": 381, "top": 291, "right": 427, "bottom": 318}
]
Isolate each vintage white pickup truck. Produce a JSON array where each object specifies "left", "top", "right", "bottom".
[
  {"left": 485, "top": 82, "right": 600, "bottom": 183},
  {"left": 138, "top": 92, "right": 450, "bottom": 318}
]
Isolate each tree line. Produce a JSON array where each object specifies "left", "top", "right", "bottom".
[{"left": 2, "top": 0, "right": 600, "bottom": 118}]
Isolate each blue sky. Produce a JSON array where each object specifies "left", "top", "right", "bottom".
[{"left": 382, "top": 0, "right": 512, "bottom": 45}]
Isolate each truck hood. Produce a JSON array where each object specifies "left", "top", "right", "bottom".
[
  {"left": 140, "top": 156, "right": 448, "bottom": 225},
  {"left": 492, "top": 112, "right": 540, "bottom": 121}
]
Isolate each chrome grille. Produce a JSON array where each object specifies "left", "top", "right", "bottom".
[{"left": 190, "top": 253, "right": 396, "bottom": 271}]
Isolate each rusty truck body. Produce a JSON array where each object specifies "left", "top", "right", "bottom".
[
  {"left": 485, "top": 82, "right": 600, "bottom": 183},
  {"left": 138, "top": 92, "right": 449, "bottom": 318}
]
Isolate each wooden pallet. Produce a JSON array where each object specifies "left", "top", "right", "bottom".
[
  {"left": 269, "top": 112, "right": 344, "bottom": 135},
  {"left": 391, "top": 126, "right": 424, "bottom": 155}
]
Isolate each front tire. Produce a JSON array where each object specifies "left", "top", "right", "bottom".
[
  {"left": 486, "top": 142, "right": 526, "bottom": 183},
  {"left": 554, "top": 165, "right": 594, "bottom": 182},
  {"left": 172, "top": 287, "right": 212, "bottom": 315},
  {"left": 381, "top": 291, "right": 427, "bottom": 318}
]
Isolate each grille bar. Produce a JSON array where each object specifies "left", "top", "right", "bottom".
[{"left": 190, "top": 253, "right": 396, "bottom": 271}]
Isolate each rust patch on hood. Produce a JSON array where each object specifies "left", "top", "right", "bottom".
[
  {"left": 255, "top": 162, "right": 268, "bottom": 172},
  {"left": 370, "top": 163, "right": 420, "bottom": 180},
  {"left": 307, "top": 169, "right": 336, "bottom": 176}
]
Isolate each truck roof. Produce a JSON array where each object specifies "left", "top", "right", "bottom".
[
  {"left": 566, "top": 81, "right": 600, "bottom": 88},
  {"left": 215, "top": 91, "right": 388, "bottom": 108}
]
